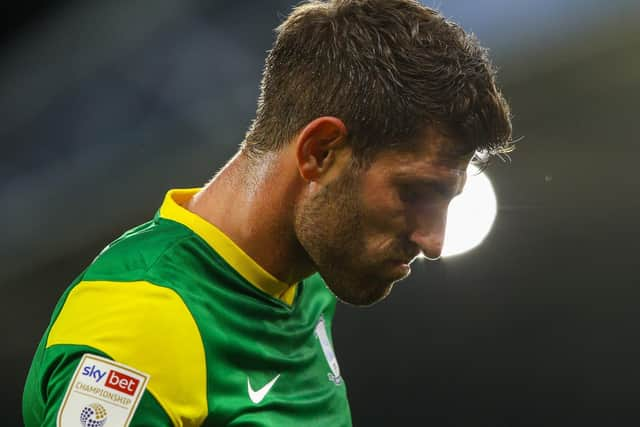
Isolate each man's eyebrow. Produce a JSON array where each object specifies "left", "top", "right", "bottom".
[{"left": 396, "top": 177, "right": 462, "bottom": 199}]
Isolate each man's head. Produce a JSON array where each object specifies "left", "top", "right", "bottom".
[
  {"left": 243, "top": 0, "right": 512, "bottom": 164},
  {"left": 241, "top": 0, "right": 513, "bottom": 305},
  {"left": 292, "top": 121, "right": 472, "bottom": 306}
]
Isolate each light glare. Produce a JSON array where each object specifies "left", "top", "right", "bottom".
[{"left": 441, "top": 164, "right": 497, "bottom": 257}]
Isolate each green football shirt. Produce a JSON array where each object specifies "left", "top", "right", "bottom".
[{"left": 23, "top": 188, "right": 352, "bottom": 426}]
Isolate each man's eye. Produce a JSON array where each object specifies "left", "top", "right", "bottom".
[
  {"left": 399, "top": 186, "right": 424, "bottom": 203},
  {"left": 399, "top": 183, "right": 449, "bottom": 206}
]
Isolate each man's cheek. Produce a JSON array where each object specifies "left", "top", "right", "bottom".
[{"left": 363, "top": 234, "right": 395, "bottom": 257}]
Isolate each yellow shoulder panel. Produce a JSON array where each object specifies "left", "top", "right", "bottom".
[{"left": 47, "top": 280, "right": 207, "bottom": 427}]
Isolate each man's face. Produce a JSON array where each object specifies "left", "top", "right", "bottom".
[{"left": 294, "top": 129, "right": 471, "bottom": 306}]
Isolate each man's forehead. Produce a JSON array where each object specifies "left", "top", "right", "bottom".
[{"left": 406, "top": 161, "right": 467, "bottom": 175}]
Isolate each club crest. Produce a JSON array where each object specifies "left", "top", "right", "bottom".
[{"left": 314, "top": 315, "right": 342, "bottom": 385}]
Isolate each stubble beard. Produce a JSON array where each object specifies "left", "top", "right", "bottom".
[{"left": 294, "top": 168, "right": 395, "bottom": 306}]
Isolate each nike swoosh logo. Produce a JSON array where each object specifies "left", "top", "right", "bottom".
[{"left": 247, "top": 374, "right": 280, "bottom": 404}]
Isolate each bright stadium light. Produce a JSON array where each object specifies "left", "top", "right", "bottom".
[{"left": 440, "top": 164, "right": 497, "bottom": 257}]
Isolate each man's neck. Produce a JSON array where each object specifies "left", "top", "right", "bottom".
[{"left": 186, "top": 150, "right": 315, "bottom": 285}]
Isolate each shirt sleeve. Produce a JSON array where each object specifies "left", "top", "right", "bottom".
[
  {"left": 23, "top": 280, "right": 208, "bottom": 427},
  {"left": 24, "top": 343, "right": 173, "bottom": 426}
]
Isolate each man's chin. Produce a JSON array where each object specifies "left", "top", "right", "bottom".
[{"left": 329, "top": 279, "right": 397, "bottom": 307}]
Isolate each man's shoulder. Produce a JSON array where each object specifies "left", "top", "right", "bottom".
[{"left": 84, "top": 217, "right": 204, "bottom": 284}]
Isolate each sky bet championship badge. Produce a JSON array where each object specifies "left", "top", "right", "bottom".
[{"left": 57, "top": 354, "right": 149, "bottom": 426}]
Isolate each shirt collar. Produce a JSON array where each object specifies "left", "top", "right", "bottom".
[{"left": 158, "top": 188, "right": 297, "bottom": 306}]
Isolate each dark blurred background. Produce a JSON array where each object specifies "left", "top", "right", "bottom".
[{"left": 2, "top": 1, "right": 639, "bottom": 426}]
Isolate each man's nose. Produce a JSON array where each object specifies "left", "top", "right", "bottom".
[{"left": 409, "top": 207, "right": 448, "bottom": 260}]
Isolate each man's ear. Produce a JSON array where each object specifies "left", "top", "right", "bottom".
[{"left": 295, "top": 116, "right": 348, "bottom": 181}]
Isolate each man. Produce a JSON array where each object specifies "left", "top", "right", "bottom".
[{"left": 23, "top": 0, "right": 512, "bottom": 425}]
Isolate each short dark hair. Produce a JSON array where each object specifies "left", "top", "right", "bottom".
[{"left": 242, "top": 0, "right": 513, "bottom": 165}]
